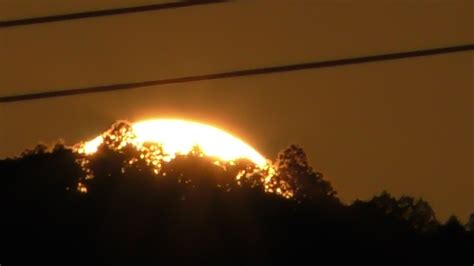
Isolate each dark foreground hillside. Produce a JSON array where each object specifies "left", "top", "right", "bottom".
[{"left": 0, "top": 142, "right": 472, "bottom": 265}]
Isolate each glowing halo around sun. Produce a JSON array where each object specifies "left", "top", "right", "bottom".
[
  {"left": 81, "top": 119, "right": 268, "bottom": 167},
  {"left": 76, "top": 119, "right": 296, "bottom": 198}
]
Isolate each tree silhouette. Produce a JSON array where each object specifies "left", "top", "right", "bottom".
[
  {"left": 273, "top": 144, "right": 337, "bottom": 202},
  {"left": 0, "top": 131, "right": 473, "bottom": 265},
  {"left": 444, "top": 215, "right": 466, "bottom": 234},
  {"left": 363, "top": 191, "right": 438, "bottom": 231},
  {"left": 468, "top": 213, "right": 474, "bottom": 232}
]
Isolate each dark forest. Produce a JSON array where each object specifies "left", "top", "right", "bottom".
[{"left": 1, "top": 122, "right": 472, "bottom": 265}]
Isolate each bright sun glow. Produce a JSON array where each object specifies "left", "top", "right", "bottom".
[
  {"left": 81, "top": 119, "right": 267, "bottom": 167},
  {"left": 77, "top": 119, "right": 294, "bottom": 198}
]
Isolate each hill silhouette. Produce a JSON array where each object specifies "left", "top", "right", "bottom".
[{"left": 0, "top": 121, "right": 472, "bottom": 265}]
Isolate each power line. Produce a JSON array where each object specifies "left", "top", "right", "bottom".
[
  {"left": 0, "top": 0, "right": 227, "bottom": 28},
  {"left": 1, "top": 44, "right": 472, "bottom": 103}
]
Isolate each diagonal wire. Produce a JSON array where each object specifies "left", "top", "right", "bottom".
[
  {"left": 1, "top": 44, "right": 472, "bottom": 103},
  {"left": 0, "top": 0, "right": 228, "bottom": 28}
]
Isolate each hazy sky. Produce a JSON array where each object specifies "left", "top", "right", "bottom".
[{"left": 0, "top": 0, "right": 472, "bottom": 221}]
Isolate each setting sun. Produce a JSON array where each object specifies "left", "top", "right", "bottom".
[{"left": 81, "top": 119, "right": 268, "bottom": 167}]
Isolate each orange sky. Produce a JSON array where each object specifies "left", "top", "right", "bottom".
[{"left": 0, "top": 0, "right": 473, "bottom": 221}]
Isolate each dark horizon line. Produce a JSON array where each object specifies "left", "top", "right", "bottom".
[
  {"left": 1, "top": 44, "right": 472, "bottom": 103},
  {"left": 0, "top": 0, "right": 228, "bottom": 28}
]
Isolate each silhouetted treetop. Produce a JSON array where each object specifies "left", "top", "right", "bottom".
[
  {"left": 355, "top": 191, "right": 439, "bottom": 231},
  {"left": 273, "top": 145, "right": 337, "bottom": 203},
  {"left": 1, "top": 121, "right": 473, "bottom": 265},
  {"left": 71, "top": 122, "right": 338, "bottom": 202}
]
